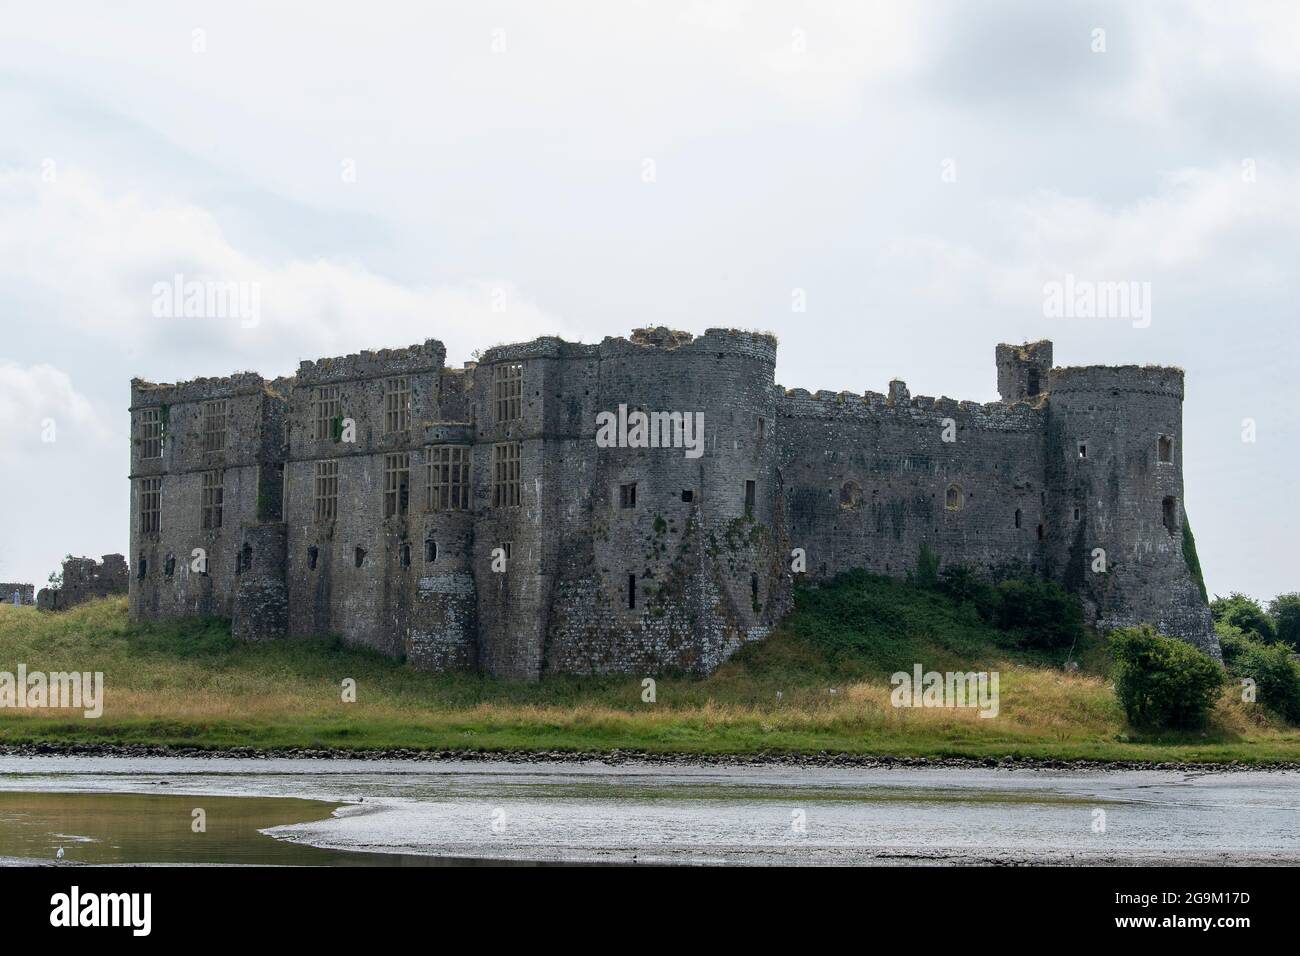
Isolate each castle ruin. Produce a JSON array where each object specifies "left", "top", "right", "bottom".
[
  {"left": 37, "top": 554, "right": 130, "bottom": 611},
  {"left": 128, "top": 329, "right": 1217, "bottom": 679}
]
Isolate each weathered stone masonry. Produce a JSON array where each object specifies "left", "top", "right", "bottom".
[{"left": 128, "top": 330, "right": 1217, "bottom": 679}]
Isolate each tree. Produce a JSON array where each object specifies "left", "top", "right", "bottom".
[
  {"left": 1267, "top": 593, "right": 1300, "bottom": 650},
  {"left": 1210, "top": 592, "right": 1276, "bottom": 643}
]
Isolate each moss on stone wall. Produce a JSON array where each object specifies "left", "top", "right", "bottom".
[{"left": 1182, "top": 517, "right": 1208, "bottom": 604}]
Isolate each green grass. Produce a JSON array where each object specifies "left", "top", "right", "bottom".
[{"left": 1, "top": 572, "right": 1298, "bottom": 763}]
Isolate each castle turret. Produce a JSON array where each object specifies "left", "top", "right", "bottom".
[
  {"left": 997, "top": 341, "right": 1053, "bottom": 402},
  {"left": 1044, "top": 365, "right": 1217, "bottom": 655}
]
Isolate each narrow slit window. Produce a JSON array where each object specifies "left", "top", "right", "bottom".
[
  {"left": 308, "top": 546, "right": 319, "bottom": 570},
  {"left": 1014, "top": 508, "right": 1022, "bottom": 529},
  {"left": 744, "top": 480, "right": 756, "bottom": 517},
  {"left": 1157, "top": 435, "right": 1173, "bottom": 463},
  {"left": 620, "top": 482, "right": 637, "bottom": 509},
  {"left": 627, "top": 573, "right": 637, "bottom": 610},
  {"left": 1162, "top": 496, "right": 1178, "bottom": 534}
]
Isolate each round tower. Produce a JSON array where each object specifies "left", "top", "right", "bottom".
[{"left": 1044, "top": 366, "right": 1216, "bottom": 655}]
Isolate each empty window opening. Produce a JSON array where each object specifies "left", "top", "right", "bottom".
[
  {"left": 424, "top": 539, "right": 437, "bottom": 563},
  {"left": 201, "top": 469, "right": 224, "bottom": 530},
  {"left": 1162, "top": 496, "right": 1179, "bottom": 535},
  {"left": 1157, "top": 435, "right": 1173, "bottom": 463},
  {"left": 1026, "top": 368, "right": 1041, "bottom": 396},
  {"left": 140, "top": 477, "right": 162, "bottom": 534},
  {"left": 757, "top": 417, "right": 765, "bottom": 440},
  {"left": 620, "top": 482, "right": 637, "bottom": 509},
  {"left": 750, "top": 572, "right": 759, "bottom": 603},
  {"left": 627, "top": 573, "right": 637, "bottom": 610},
  {"left": 313, "top": 385, "right": 341, "bottom": 441},
  {"left": 240, "top": 544, "right": 253, "bottom": 574},
  {"left": 427, "top": 445, "right": 470, "bottom": 511},
  {"left": 1077, "top": 442, "right": 1088, "bottom": 459},
  {"left": 493, "top": 442, "right": 521, "bottom": 507},
  {"left": 137, "top": 554, "right": 147, "bottom": 579},
  {"left": 384, "top": 452, "right": 410, "bottom": 518},
  {"left": 201, "top": 400, "right": 228, "bottom": 453},
  {"left": 308, "top": 546, "right": 319, "bottom": 570},
  {"left": 681, "top": 489, "right": 693, "bottom": 503},
  {"left": 945, "top": 484, "right": 964, "bottom": 512},
  {"left": 314, "top": 460, "right": 339, "bottom": 522},
  {"left": 1037, "top": 524, "right": 1044, "bottom": 541},
  {"left": 744, "top": 480, "right": 756, "bottom": 517},
  {"left": 494, "top": 362, "right": 523, "bottom": 423},
  {"left": 384, "top": 376, "right": 411, "bottom": 434},
  {"left": 1073, "top": 507, "right": 1080, "bottom": 521},
  {"left": 400, "top": 542, "right": 411, "bottom": 568},
  {"left": 139, "top": 408, "right": 163, "bottom": 459},
  {"left": 164, "top": 555, "right": 175, "bottom": 578},
  {"left": 354, "top": 546, "right": 366, "bottom": 569},
  {"left": 840, "top": 480, "right": 862, "bottom": 509},
  {"left": 1014, "top": 508, "right": 1022, "bottom": 529}
]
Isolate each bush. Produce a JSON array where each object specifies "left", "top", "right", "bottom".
[
  {"left": 1222, "top": 628, "right": 1300, "bottom": 723},
  {"left": 1210, "top": 592, "right": 1276, "bottom": 643},
  {"left": 1268, "top": 593, "right": 1300, "bottom": 650},
  {"left": 1111, "top": 625, "right": 1225, "bottom": 730},
  {"left": 994, "top": 577, "right": 1084, "bottom": 650}
]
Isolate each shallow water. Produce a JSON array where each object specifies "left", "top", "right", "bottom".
[{"left": 1, "top": 756, "right": 1298, "bottom": 865}]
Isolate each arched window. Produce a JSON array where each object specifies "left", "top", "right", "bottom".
[
  {"left": 839, "top": 480, "right": 862, "bottom": 509},
  {"left": 1162, "top": 496, "right": 1179, "bottom": 534},
  {"left": 945, "top": 484, "right": 963, "bottom": 512}
]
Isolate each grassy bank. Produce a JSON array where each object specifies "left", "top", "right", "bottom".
[{"left": 2, "top": 574, "right": 1298, "bottom": 763}]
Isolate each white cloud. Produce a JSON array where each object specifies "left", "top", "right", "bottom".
[{"left": 0, "top": 168, "right": 573, "bottom": 376}]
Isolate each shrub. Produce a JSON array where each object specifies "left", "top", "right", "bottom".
[
  {"left": 1222, "top": 629, "right": 1300, "bottom": 723},
  {"left": 994, "top": 577, "right": 1084, "bottom": 650},
  {"left": 1111, "top": 625, "right": 1225, "bottom": 730},
  {"left": 1268, "top": 593, "right": 1300, "bottom": 650},
  {"left": 1210, "top": 592, "right": 1276, "bottom": 643}
]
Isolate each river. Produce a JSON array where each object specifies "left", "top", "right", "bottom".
[{"left": 1, "top": 756, "right": 1297, "bottom": 865}]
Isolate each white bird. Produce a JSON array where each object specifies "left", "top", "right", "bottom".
[{"left": 55, "top": 847, "right": 64, "bottom": 862}]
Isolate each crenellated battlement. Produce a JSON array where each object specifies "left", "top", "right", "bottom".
[{"left": 296, "top": 339, "right": 447, "bottom": 385}]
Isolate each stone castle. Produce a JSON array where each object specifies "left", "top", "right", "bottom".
[{"left": 128, "top": 328, "right": 1216, "bottom": 679}]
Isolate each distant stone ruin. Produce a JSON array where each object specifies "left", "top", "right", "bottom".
[
  {"left": 37, "top": 554, "right": 129, "bottom": 611},
  {"left": 1, "top": 583, "right": 35, "bottom": 606}
]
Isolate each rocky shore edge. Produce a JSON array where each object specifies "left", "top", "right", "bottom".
[{"left": 0, "top": 742, "right": 1295, "bottom": 773}]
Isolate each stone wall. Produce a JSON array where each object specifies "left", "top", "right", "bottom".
[
  {"left": 1, "top": 583, "right": 35, "bottom": 606},
  {"left": 36, "top": 555, "right": 129, "bottom": 611}
]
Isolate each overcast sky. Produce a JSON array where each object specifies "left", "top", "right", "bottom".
[{"left": 0, "top": 1, "right": 1296, "bottom": 602}]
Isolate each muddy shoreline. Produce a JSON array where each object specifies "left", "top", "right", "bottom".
[{"left": 1, "top": 742, "right": 1294, "bottom": 773}]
